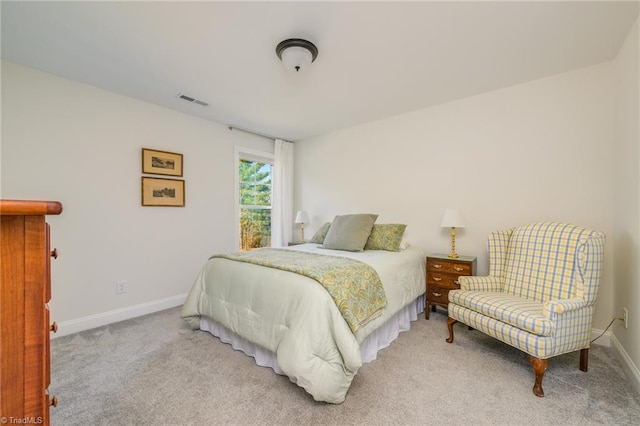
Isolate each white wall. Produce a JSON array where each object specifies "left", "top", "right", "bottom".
[
  {"left": 295, "top": 62, "right": 615, "bottom": 330},
  {"left": 613, "top": 18, "right": 640, "bottom": 392},
  {"left": 1, "top": 61, "right": 273, "bottom": 331}
]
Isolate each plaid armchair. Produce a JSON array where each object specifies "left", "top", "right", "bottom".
[{"left": 446, "top": 222, "right": 605, "bottom": 397}]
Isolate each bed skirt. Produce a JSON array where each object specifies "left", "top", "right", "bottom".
[{"left": 199, "top": 295, "right": 425, "bottom": 378}]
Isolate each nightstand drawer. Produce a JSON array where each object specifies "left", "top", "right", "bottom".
[
  {"left": 426, "top": 285, "right": 452, "bottom": 305},
  {"left": 427, "top": 272, "right": 461, "bottom": 288},
  {"left": 427, "top": 259, "right": 473, "bottom": 275}
]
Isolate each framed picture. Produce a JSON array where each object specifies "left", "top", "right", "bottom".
[
  {"left": 142, "top": 148, "right": 183, "bottom": 177},
  {"left": 141, "top": 177, "right": 185, "bottom": 207}
]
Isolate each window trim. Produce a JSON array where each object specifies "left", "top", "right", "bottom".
[{"left": 234, "top": 146, "right": 275, "bottom": 250}]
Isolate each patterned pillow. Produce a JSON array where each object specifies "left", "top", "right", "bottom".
[
  {"left": 310, "top": 222, "right": 332, "bottom": 244},
  {"left": 364, "top": 224, "right": 407, "bottom": 252}
]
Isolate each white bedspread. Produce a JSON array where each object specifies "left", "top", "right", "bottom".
[{"left": 181, "top": 244, "right": 425, "bottom": 403}]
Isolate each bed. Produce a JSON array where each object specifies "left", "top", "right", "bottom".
[{"left": 181, "top": 240, "right": 425, "bottom": 404}]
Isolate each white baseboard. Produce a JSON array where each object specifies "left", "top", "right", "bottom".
[
  {"left": 593, "top": 327, "right": 640, "bottom": 394},
  {"left": 53, "top": 293, "right": 188, "bottom": 338},
  {"left": 590, "top": 327, "right": 611, "bottom": 347},
  {"left": 611, "top": 334, "right": 640, "bottom": 396}
]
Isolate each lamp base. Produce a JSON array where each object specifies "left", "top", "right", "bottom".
[{"left": 448, "top": 227, "right": 458, "bottom": 259}]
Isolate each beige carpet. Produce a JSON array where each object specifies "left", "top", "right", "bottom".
[{"left": 50, "top": 306, "right": 640, "bottom": 425}]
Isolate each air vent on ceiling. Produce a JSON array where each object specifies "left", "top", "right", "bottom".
[{"left": 177, "top": 93, "right": 209, "bottom": 107}]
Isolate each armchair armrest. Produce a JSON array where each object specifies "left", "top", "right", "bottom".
[
  {"left": 458, "top": 276, "right": 503, "bottom": 292},
  {"left": 543, "top": 298, "right": 588, "bottom": 317}
]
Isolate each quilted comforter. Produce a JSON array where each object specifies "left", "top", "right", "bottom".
[
  {"left": 213, "top": 248, "right": 387, "bottom": 332},
  {"left": 181, "top": 244, "right": 425, "bottom": 403}
]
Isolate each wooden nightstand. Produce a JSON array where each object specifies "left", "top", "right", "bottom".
[{"left": 425, "top": 254, "right": 476, "bottom": 319}]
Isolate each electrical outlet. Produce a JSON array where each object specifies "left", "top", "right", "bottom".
[
  {"left": 116, "top": 280, "right": 127, "bottom": 294},
  {"left": 623, "top": 308, "right": 628, "bottom": 329}
]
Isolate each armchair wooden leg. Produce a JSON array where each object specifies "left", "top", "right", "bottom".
[
  {"left": 580, "top": 348, "right": 589, "bottom": 372},
  {"left": 529, "top": 355, "right": 548, "bottom": 397},
  {"left": 446, "top": 317, "right": 457, "bottom": 343}
]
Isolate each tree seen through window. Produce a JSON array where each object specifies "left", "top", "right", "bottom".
[{"left": 239, "top": 159, "right": 272, "bottom": 250}]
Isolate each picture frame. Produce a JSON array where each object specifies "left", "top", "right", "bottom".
[
  {"left": 142, "top": 148, "right": 183, "bottom": 177},
  {"left": 141, "top": 177, "right": 185, "bottom": 207}
]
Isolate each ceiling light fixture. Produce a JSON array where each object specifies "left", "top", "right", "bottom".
[{"left": 276, "top": 38, "right": 318, "bottom": 72}]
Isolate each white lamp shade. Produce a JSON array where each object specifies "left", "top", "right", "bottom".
[
  {"left": 441, "top": 209, "right": 465, "bottom": 228},
  {"left": 295, "top": 211, "right": 310, "bottom": 224},
  {"left": 281, "top": 46, "right": 313, "bottom": 71}
]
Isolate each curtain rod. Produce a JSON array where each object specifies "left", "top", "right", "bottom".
[{"left": 227, "top": 125, "right": 277, "bottom": 141}]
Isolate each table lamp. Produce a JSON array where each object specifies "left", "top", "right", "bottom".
[
  {"left": 295, "top": 211, "right": 310, "bottom": 243},
  {"left": 441, "top": 209, "right": 465, "bottom": 259}
]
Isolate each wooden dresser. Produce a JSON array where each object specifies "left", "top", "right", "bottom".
[
  {"left": 1, "top": 200, "right": 62, "bottom": 425},
  {"left": 425, "top": 253, "right": 476, "bottom": 319}
]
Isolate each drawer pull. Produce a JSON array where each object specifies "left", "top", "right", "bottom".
[
  {"left": 454, "top": 280, "right": 460, "bottom": 285},
  {"left": 454, "top": 266, "right": 464, "bottom": 272},
  {"left": 50, "top": 396, "right": 58, "bottom": 407},
  {"left": 50, "top": 322, "right": 58, "bottom": 333},
  {"left": 433, "top": 277, "right": 442, "bottom": 282},
  {"left": 432, "top": 292, "right": 442, "bottom": 297},
  {"left": 433, "top": 264, "right": 443, "bottom": 269},
  {"left": 51, "top": 248, "right": 58, "bottom": 259}
]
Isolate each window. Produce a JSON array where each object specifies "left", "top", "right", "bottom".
[{"left": 236, "top": 149, "right": 273, "bottom": 250}]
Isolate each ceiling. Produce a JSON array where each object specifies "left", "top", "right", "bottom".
[{"left": 2, "top": 1, "right": 638, "bottom": 142}]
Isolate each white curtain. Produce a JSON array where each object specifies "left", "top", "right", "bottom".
[{"left": 271, "top": 139, "right": 294, "bottom": 247}]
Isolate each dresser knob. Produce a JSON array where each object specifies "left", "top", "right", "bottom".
[
  {"left": 454, "top": 266, "right": 463, "bottom": 272},
  {"left": 50, "top": 248, "right": 58, "bottom": 259},
  {"left": 433, "top": 264, "right": 443, "bottom": 269},
  {"left": 454, "top": 280, "right": 460, "bottom": 285},
  {"left": 50, "top": 396, "right": 58, "bottom": 407},
  {"left": 433, "top": 277, "right": 442, "bottom": 282},
  {"left": 433, "top": 292, "right": 442, "bottom": 297},
  {"left": 50, "top": 322, "right": 58, "bottom": 333}
]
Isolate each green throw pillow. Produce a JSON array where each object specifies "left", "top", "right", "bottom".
[
  {"left": 364, "top": 224, "right": 408, "bottom": 251},
  {"left": 310, "top": 222, "right": 332, "bottom": 244},
  {"left": 322, "top": 214, "right": 378, "bottom": 252}
]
